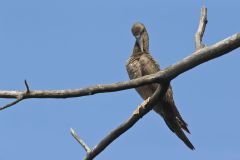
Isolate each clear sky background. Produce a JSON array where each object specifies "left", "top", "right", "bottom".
[{"left": 0, "top": 0, "right": 239, "bottom": 160}]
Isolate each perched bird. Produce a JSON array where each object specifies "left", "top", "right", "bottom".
[{"left": 126, "top": 22, "right": 194, "bottom": 150}]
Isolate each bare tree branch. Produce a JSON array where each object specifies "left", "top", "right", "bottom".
[
  {"left": 70, "top": 128, "right": 91, "bottom": 153},
  {"left": 84, "top": 82, "right": 169, "bottom": 160},
  {"left": 0, "top": 6, "right": 239, "bottom": 160},
  {"left": 195, "top": 7, "right": 208, "bottom": 50},
  {"left": 0, "top": 33, "right": 239, "bottom": 105}
]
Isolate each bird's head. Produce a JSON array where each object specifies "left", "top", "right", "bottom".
[{"left": 131, "top": 22, "right": 149, "bottom": 52}]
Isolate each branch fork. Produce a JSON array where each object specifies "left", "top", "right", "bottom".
[{"left": 0, "top": 80, "right": 31, "bottom": 110}]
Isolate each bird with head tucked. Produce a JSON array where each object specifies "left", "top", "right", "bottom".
[{"left": 126, "top": 22, "right": 194, "bottom": 150}]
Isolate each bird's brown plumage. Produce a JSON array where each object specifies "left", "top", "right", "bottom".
[{"left": 126, "top": 23, "right": 194, "bottom": 150}]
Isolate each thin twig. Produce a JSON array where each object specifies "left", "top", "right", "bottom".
[
  {"left": 0, "top": 96, "right": 24, "bottom": 110},
  {"left": 84, "top": 82, "right": 169, "bottom": 160},
  {"left": 70, "top": 128, "right": 91, "bottom": 153},
  {"left": 24, "top": 80, "right": 30, "bottom": 93},
  {"left": 195, "top": 7, "right": 208, "bottom": 50}
]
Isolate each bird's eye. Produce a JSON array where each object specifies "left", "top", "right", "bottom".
[{"left": 140, "top": 29, "right": 144, "bottom": 35}]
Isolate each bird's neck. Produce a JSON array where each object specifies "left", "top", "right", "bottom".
[{"left": 132, "top": 31, "right": 149, "bottom": 56}]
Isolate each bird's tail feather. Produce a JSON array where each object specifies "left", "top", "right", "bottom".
[
  {"left": 176, "top": 116, "right": 191, "bottom": 134},
  {"left": 153, "top": 105, "right": 194, "bottom": 150},
  {"left": 164, "top": 118, "right": 195, "bottom": 150}
]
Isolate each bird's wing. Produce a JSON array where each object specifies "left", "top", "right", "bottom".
[
  {"left": 139, "top": 53, "right": 189, "bottom": 130},
  {"left": 139, "top": 53, "right": 194, "bottom": 149},
  {"left": 138, "top": 53, "right": 164, "bottom": 113},
  {"left": 138, "top": 53, "right": 160, "bottom": 91},
  {"left": 126, "top": 55, "right": 156, "bottom": 100}
]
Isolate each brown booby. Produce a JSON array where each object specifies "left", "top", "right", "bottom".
[{"left": 126, "top": 22, "right": 194, "bottom": 150}]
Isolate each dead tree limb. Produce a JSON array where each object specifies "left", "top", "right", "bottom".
[
  {"left": 195, "top": 7, "right": 208, "bottom": 50},
  {"left": 84, "top": 82, "right": 169, "bottom": 160},
  {"left": 0, "top": 33, "right": 239, "bottom": 109},
  {"left": 70, "top": 128, "right": 91, "bottom": 153},
  {"left": 71, "top": 82, "right": 168, "bottom": 159}
]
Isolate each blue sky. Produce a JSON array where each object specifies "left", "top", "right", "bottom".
[{"left": 0, "top": 0, "right": 240, "bottom": 159}]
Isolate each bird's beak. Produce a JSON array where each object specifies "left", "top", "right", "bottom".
[{"left": 135, "top": 34, "right": 143, "bottom": 52}]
